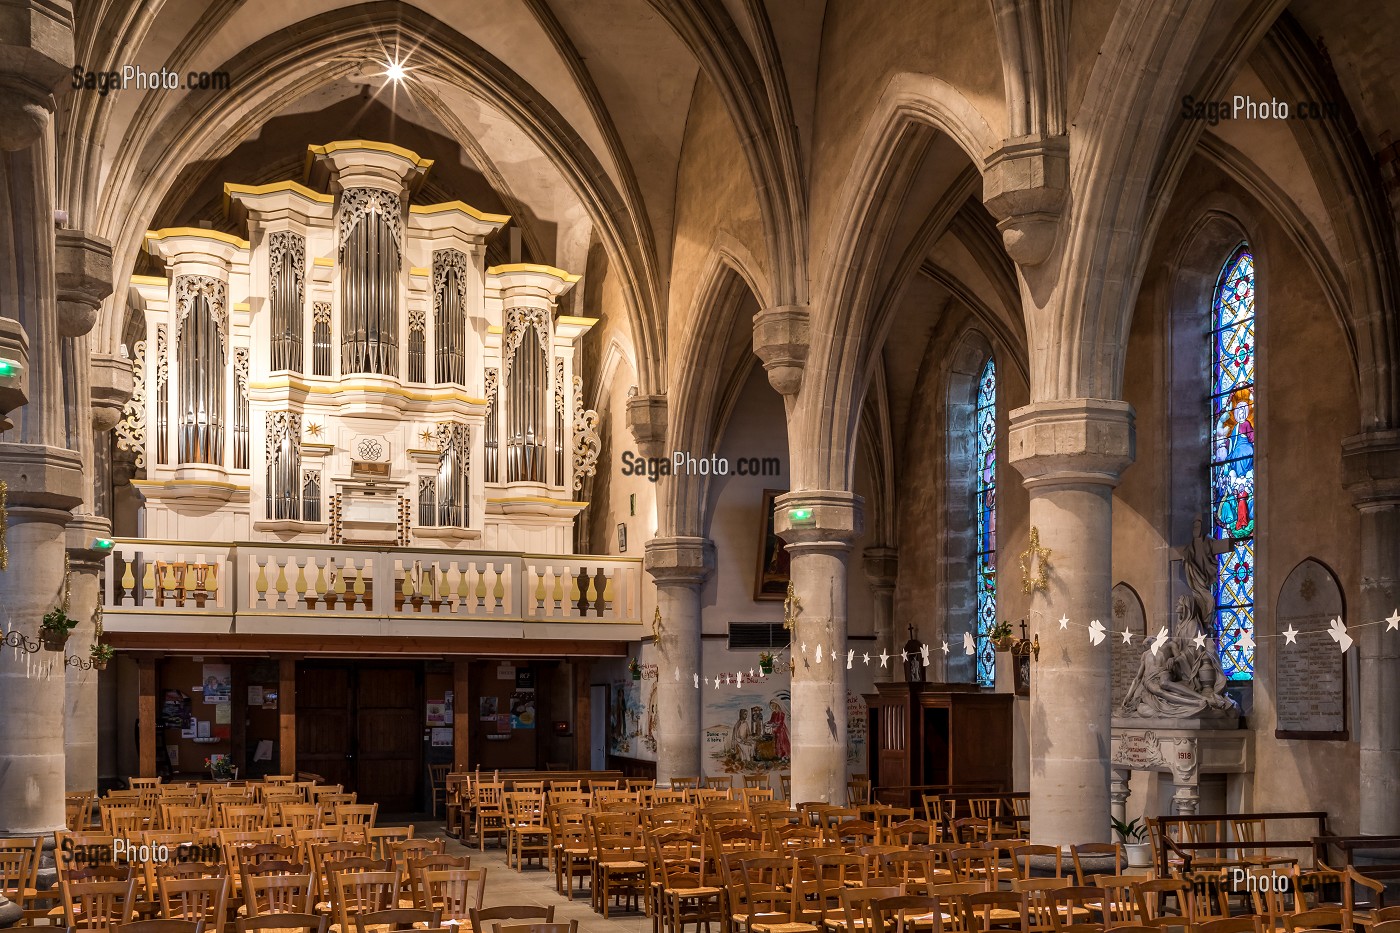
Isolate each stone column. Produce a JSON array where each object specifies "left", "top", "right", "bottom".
[
  {"left": 64, "top": 516, "right": 109, "bottom": 793},
  {"left": 1110, "top": 768, "right": 1131, "bottom": 826},
  {"left": 1007, "top": 398, "right": 1134, "bottom": 846},
  {"left": 775, "top": 491, "right": 863, "bottom": 805},
  {"left": 863, "top": 547, "right": 898, "bottom": 683},
  {"left": 1342, "top": 430, "right": 1400, "bottom": 833},
  {"left": 643, "top": 536, "right": 714, "bottom": 784}
]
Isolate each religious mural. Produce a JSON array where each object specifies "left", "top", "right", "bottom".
[
  {"left": 608, "top": 677, "right": 657, "bottom": 757},
  {"left": 702, "top": 688, "right": 867, "bottom": 774}
]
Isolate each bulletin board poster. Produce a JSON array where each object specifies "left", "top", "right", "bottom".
[
  {"left": 510, "top": 689, "right": 536, "bottom": 729},
  {"left": 201, "top": 664, "right": 232, "bottom": 704}
]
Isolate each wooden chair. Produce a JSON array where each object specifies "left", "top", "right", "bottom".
[
  {"left": 833, "top": 886, "right": 902, "bottom": 933},
  {"left": 747, "top": 887, "right": 822, "bottom": 933},
  {"left": 428, "top": 764, "right": 451, "bottom": 820},
  {"left": 592, "top": 829, "right": 647, "bottom": 917},
  {"left": 336, "top": 805, "right": 379, "bottom": 839},
  {"left": 155, "top": 875, "right": 227, "bottom": 930},
  {"left": 873, "top": 895, "right": 941, "bottom": 933},
  {"left": 1016, "top": 878, "right": 1076, "bottom": 933},
  {"left": 1011, "top": 844, "right": 1064, "bottom": 880},
  {"left": 1283, "top": 908, "right": 1346, "bottom": 932},
  {"left": 467, "top": 906, "right": 555, "bottom": 933},
  {"left": 1197, "top": 918, "right": 1265, "bottom": 933},
  {"left": 354, "top": 907, "right": 442, "bottom": 933},
  {"left": 1093, "top": 876, "right": 1146, "bottom": 927},
  {"left": 329, "top": 870, "right": 400, "bottom": 933},
  {"left": 1133, "top": 877, "right": 1194, "bottom": 930},
  {"left": 1185, "top": 872, "right": 1232, "bottom": 923},
  {"left": 236, "top": 913, "right": 328, "bottom": 933},
  {"left": 504, "top": 793, "right": 549, "bottom": 871},
  {"left": 496, "top": 924, "right": 576, "bottom": 933},
  {"left": 1046, "top": 887, "right": 1107, "bottom": 931},
  {"left": 114, "top": 920, "right": 201, "bottom": 933},
  {"left": 241, "top": 871, "right": 315, "bottom": 917},
  {"left": 67, "top": 793, "right": 96, "bottom": 831},
  {"left": 365, "top": 827, "right": 413, "bottom": 862},
  {"left": 403, "top": 855, "right": 471, "bottom": 910},
  {"left": 959, "top": 890, "right": 1029, "bottom": 933},
  {"left": 61, "top": 875, "right": 139, "bottom": 930},
  {"left": 474, "top": 785, "right": 507, "bottom": 851},
  {"left": 0, "top": 837, "right": 42, "bottom": 913},
  {"left": 280, "top": 805, "right": 324, "bottom": 832},
  {"left": 1070, "top": 845, "right": 1124, "bottom": 885},
  {"left": 420, "top": 869, "right": 486, "bottom": 926}
]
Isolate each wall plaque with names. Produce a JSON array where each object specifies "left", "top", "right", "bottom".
[
  {"left": 1111, "top": 583, "right": 1146, "bottom": 711},
  {"left": 1274, "top": 559, "right": 1348, "bottom": 739}
]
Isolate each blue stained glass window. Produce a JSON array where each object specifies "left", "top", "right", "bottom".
[
  {"left": 974, "top": 358, "right": 997, "bottom": 687},
  {"left": 1210, "top": 246, "right": 1256, "bottom": 679}
]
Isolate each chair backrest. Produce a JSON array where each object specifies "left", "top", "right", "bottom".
[
  {"left": 875, "top": 895, "right": 942, "bottom": 933},
  {"left": 960, "top": 891, "right": 1028, "bottom": 932},
  {"left": 1070, "top": 843, "right": 1124, "bottom": 885},
  {"left": 1047, "top": 886, "right": 1107, "bottom": 931},
  {"left": 0, "top": 837, "right": 41, "bottom": 901},
  {"left": 1185, "top": 871, "right": 1232, "bottom": 921},
  {"left": 157, "top": 874, "right": 228, "bottom": 926},
  {"left": 235, "top": 912, "right": 328, "bottom": 933},
  {"left": 331, "top": 870, "right": 400, "bottom": 933},
  {"left": 355, "top": 908, "right": 443, "bottom": 933},
  {"left": 367, "top": 826, "right": 414, "bottom": 861},
  {"left": 1196, "top": 917, "right": 1264, "bottom": 933},
  {"left": 1284, "top": 907, "right": 1345, "bottom": 932},
  {"left": 468, "top": 905, "right": 556, "bottom": 933},
  {"left": 495, "top": 924, "right": 577, "bottom": 933},
  {"left": 1134, "top": 878, "right": 1193, "bottom": 922},
  {"left": 243, "top": 871, "right": 314, "bottom": 916},
  {"left": 422, "top": 868, "right": 487, "bottom": 921},
  {"left": 64, "top": 875, "right": 138, "bottom": 930},
  {"left": 840, "top": 885, "right": 903, "bottom": 933},
  {"left": 1010, "top": 843, "right": 1063, "bottom": 879},
  {"left": 115, "top": 920, "right": 201, "bottom": 933}
]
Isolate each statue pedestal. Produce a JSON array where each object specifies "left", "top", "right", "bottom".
[{"left": 1110, "top": 717, "right": 1251, "bottom": 817}]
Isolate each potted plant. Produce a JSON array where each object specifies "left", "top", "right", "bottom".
[
  {"left": 1112, "top": 816, "right": 1154, "bottom": 868},
  {"left": 990, "top": 620, "right": 1015, "bottom": 651},
  {"left": 628, "top": 657, "right": 641, "bottom": 681},
  {"left": 758, "top": 651, "right": 775, "bottom": 675},
  {"left": 39, "top": 606, "right": 78, "bottom": 652},
  {"left": 89, "top": 642, "right": 115, "bottom": 671},
  {"left": 205, "top": 755, "right": 237, "bottom": 781}
]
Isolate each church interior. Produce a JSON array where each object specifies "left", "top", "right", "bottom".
[{"left": 1, "top": 0, "right": 1399, "bottom": 928}]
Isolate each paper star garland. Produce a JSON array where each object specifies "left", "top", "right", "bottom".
[
  {"left": 900, "top": 649, "right": 908, "bottom": 662},
  {"left": 1121, "top": 628, "right": 1134, "bottom": 644},
  {"left": 1328, "top": 617, "right": 1351, "bottom": 653},
  {"left": 1239, "top": 629, "right": 1257, "bottom": 653},
  {"left": 1282, "top": 625, "right": 1298, "bottom": 645},
  {"left": 1192, "top": 633, "right": 1207, "bottom": 650},
  {"left": 862, "top": 653, "right": 870, "bottom": 665},
  {"left": 694, "top": 674, "right": 700, "bottom": 688},
  {"left": 815, "top": 644, "right": 823, "bottom": 664},
  {"left": 879, "top": 651, "right": 889, "bottom": 667},
  {"left": 1149, "top": 626, "right": 1169, "bottom": 656},
  {"left": 1088, "top": 620, "right": 1106, "bottom": 646},
  {"left": 941, "top": 641, "right": 950, "bottom": 655},
  {"left": 847, "top": 650, "right": 855, "bottom": 670},
  {"left": 963, "top": 632, "right": 977, "bottom": 656},
  {"left": 921, "top": 644, "right": 931, "bottom": 666},
  {"left": 1059, "top": 615, "right": 1070, "bottom": 630},
  {"left": 1388, "top": 610, "right": 1400, "bottom": 631}
]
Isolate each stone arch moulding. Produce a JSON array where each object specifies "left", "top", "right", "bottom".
[
  {"left": 798, "top": 72, "right": 1000, "bottom": 493},
  {"left": 87, "top": 2, "right": 664, "bottom": 396},
  {"left": 1273, "top": 557, "right": 1349, "bottom": 741}
]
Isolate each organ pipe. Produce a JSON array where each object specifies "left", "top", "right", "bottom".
[
  {"left": 175, "top": 276, "right": 227, "bottom": 465},
  {"left": 338, "top": 188, "right": 401, "bottom": 376},
  {"left": 268, "top": 231, "right": 305, "bottom": 372}
]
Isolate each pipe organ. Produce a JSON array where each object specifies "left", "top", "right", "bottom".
[{"left": 118, "top": 140, "right": 599, "bottom": 554}]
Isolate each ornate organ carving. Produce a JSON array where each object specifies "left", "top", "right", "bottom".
[
  {"left": 265, "top": 410, "right": 302, "bottom": 520},
  {"left": 338, "top": 187, "right": 402, "bottom": 376},
  {"left": 268, "top": 231, "right": 306, "bottom": 372},
  {"left": 432, "top": 422, "right": 471, "bottom": 528},
  {"left": 433, "top": 249, "right": 469, "bottom": 384},
  {"left": 503, "top": 307, "right": 552, "bottom": 483},
  {"left": 573, "top": 374, "right": 600, "bottom": 491},
  {"left": 175, "top": 275, "right": 227, "bottom": 464}
]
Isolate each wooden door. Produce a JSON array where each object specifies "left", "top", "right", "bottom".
[
  {"left": 296, "top": 666, "right": 353, "bottom": 789},
  {"left": 356, "top": 666, "right": 421, "bottom": 813}
]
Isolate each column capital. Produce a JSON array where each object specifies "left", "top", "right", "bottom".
[
  {"left": 0, "top": 443, "right": 84, "bottom": 515},
  {"left": 55, "top": 229, "right": 114, "bottom": 338},
  {"left": 0, "top": 0, "right": 75, "bottom": 150},
  {"left": 1342, "top": 429, "right": 1400, "bottom": 509},
  {"left": 90, "top": 353, "right": 134, "bottom": 431},
  {"left": 982, "top": 134, "right": 1068, "bottom": 266},
  {"left": 65, "top": 514, "right": 111, "bottom": 571},
  {"left": 0, "top": 315, "right": 28, "bottom": 430},
  {"left": 643, "top": 535, "right": 715, "bottom": 586},
  {"left": 1008, "top": 398, "right": 1135, "bottom": 488},
  {"left": 774, "top": 490, "right": 864, "bottom": 551},
  {"left": 862, "top": 545, "right": 898, "bottom": 590},
  {"left": 752, "top": 304, "right": 810, "bottom": 396},
  {"left": 626, "top": 394, "right": 667, "bottom": 460}
]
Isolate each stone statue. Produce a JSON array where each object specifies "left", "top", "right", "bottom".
[
  {"left": 1180, "top": 513, "right": 1232, "bottom": 629},
  {"left": 1118, "top": 596, "right": 1236, "bottom": 719},
  {"left": 903, "top": 625, "right": 925, "bottom": 683}
]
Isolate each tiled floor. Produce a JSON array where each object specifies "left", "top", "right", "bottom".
[{"left": 420, "top": 822, "right": 654, "bottom": 933}]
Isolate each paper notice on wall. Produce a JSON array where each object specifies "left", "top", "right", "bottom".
[
  {"left": 215, "top": 703, "right": 232, "bottom": 725},
  {"left": 496, "top": 663, "right": 515, "bottom": 681},
  {"left": 248, "top": 686, "right": 264, "bottom": 706},
  {"left": 165, "top": 745, "right": 179, "bottom": 767},
  {"left": 197, "top": 720, "right": 210, "bottom": 738},
  {"left": 431, "top": 727, "right": 453, "bottom": 747},
  {"left": 254, "top": 740, "right": 274, "bottom": 762}
]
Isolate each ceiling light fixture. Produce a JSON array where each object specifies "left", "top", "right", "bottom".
[{"left": 382, "top": 57, "right": 409, "bottom": 83}]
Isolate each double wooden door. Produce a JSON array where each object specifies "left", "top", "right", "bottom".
[{"left": 297, "top": 663, "right": 422, "bottom": 812}]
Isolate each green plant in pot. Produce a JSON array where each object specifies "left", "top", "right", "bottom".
[
  {"left": 758, "top": 651, "right": 775, "bottom": 675},
  {"left": 40, "top": 606, "right": 78, "bottom": 652},
  {"left": 90, "top": 642, "right": 115, "bottom": 671},
  {"left": 628, "top": 657, "right": 641, "bottom": 681},
  {"left": 990, "top": 619, "right": 1015, "bottom": 650},
  {"left": 1111, "top": 816, "right": 1154, "bottom": 868}
]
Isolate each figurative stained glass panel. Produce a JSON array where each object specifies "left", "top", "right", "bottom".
[
  {"left": 1210, "top": 246, "right": 1256, "bottom": 679},
  {"left": 974, "top": 358, "right": 997, "bottom": 687}
]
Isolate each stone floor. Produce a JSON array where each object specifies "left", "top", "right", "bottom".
[{"left": 420, "top": 821, "right": 653, "bottom": 933}]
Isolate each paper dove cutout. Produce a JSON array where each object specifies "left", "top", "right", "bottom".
[
  {"left": 963, "top": 632, "right": 977, "bottom": 655},
  {"left": 921, "top": 643, "right": 931, "bottom": 666},
  {"left": 1328, "top": 616, "right": 1352, "bottom": 653},
  {"left": 1088, "top": 620, "right": 1106, "bottom": 646},
  {"left": 1149, "top": 626, "right": 1169, "bottom": 656},
  {"left": 847, "top": 649, "right": 855, "bottom": 670},
  {"left": 815, "top": 644, "right": 823, "bottom": 664}
]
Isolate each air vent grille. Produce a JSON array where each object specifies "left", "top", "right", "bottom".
[{"left": 727, "top": 622, "right": 790, "bottom": 650}]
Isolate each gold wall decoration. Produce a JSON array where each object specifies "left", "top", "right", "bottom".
[
  {"left": 0, "top": 479, "right": 7, "bottom": 570},
  {"left": 782, "top": 581, "right": 801, "bottom": 631},
  {"left": 1019, "top": 525, "right": 1052, "bottom": 594},
  {"left": 652, "top": 606, "right": 663, "bottom": 642}
]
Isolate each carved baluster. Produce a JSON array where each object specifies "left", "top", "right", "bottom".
[
  {"left": 493, "top": 564, "right": 506, "bottom": 610},
  {"left": 570, "top": 568, "right": 582, "bottom": 616},
  {"left": 601, "top": 571, "right": 615, "bottom": 617},
  {"left": 552, "top": 569, "right": 564, "bottom": 617},
  {"left": 314, "top": 560, "right": 327, "bottom": 609},
  {"left": 296, "top": 560, "right": 311, "bottom": 611},
  {"left": 254, "top": 559, "right": 269, "bottom": 609},
  {"left": 120, "top": 557, "right": 136, "bottom": 607},
  {"left": 274, "top": 559, "right": 290, "bottom": 610},
  {"left": 585, "top": 570, "right": 599, "bottom": 617},
  {"left": 534, "top": 567, "right": 546, "bottom": 615},
  {"left": 474, "top": 564, "right": 487, "bottom": 611},
  {"left": 142, "top": 560, "right": 157, "bottom": 605}
]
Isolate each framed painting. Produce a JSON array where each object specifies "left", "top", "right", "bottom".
[{"left": 753, "top": 488, "right": 791, "bottom": 601}]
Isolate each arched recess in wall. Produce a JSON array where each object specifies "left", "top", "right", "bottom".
[
  {"left": 1110, "top": 582, "right": 1147, "bottom": 712},
  {"left": 1167, "top": 204, "right": 1265, "bottom": 684},
  {"left": 1274, "top": 558, "right": 1348, "bottom": 740},
  {"left": 943, "top": 329, "right": 995, "bottom": 685}
]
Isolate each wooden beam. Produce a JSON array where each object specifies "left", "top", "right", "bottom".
[
  {"left": 279, "top": 657, "right": 297, "bottom": 775},
  {"left": 574, "top": 659, "right": 592, "bottom": 769},
  {"left": 105, "top": 632, "right": 630, "bottom": 657},
  {"left": 138, "top": 657, "right": 157, "bottom": 778},
  {"left": 453, "top": 660, "right": 471, "bottom": 773}
]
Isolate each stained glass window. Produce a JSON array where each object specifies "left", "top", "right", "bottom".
[
  {"left": 974, "top": 358, "right": 997, "bottom": 687},
  {"left": 1210, "top": 246, "right": 1256, "bottom": 679}
]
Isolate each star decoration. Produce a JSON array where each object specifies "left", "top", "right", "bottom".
[
  {"left": 1192, "top": 633, "right": 1207, "bottom": 650},
  {"left": 1239, "top": 629, "right": 1257, "bottom": 653},
  {"left": 737, "top": 673, "right": 744, "bottom": 687},
  {"left": 306, "top": 422, "right": 323, "bottom": 438},
  {"left": 1121, "top": 628, "right": 1134, "bottom": 645},
  {"left": 801, "top": 642, "right": 807, "bottom": 654},
  {"left": 749, "top": 669, "right": 755, "bottom": 678},
  {"left": 879, "top": 650, "right": 889, "bottom": 668},
  {"left": 1387, "top": 609, "right": 1400, "bottom": 631},
  {"left": 1088, "top": 620, "right": 1106, "bottom": 646},
  {"left": 419, "top": 428, "right": 433, "bottom": 445},
  {"left": 862, "top": 653, "right": 870, "bottom": 665},
  {"left": 941, "top": 641, "right": 950, "bottom": 655},
  {"left": 1059, "top": 615, "right": 1070, "bottom": 630},
  {"left": 1282, "top": 625, "right": 1299, "bottom": 645},
  {"left": 1149, "top": 626, "right": 1169, "bottom": 657},
  {"left": 1327, "top": 617, "right": 1351, "bottom": 653},
  {"left": 900, "top": 650, "right": 908, "bottom": 662},
  {"left": 963, "top": 632, "right": 977, "bottom": 656},
  {"left": 714, "top": 677, "right": 720, "bottom": 689},
  {"left": 1019, "top": 525, "right": 1053, "bottom": 594}
]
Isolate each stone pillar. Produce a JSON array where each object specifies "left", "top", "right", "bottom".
[
  {"left": 863, "top": 547, "right": 898, "bottom": 683},
  {"left": 1110, "top": 768, "right": 1130, "bottom": 826},
  {"left": 64, "top": 516, "right": 109, "bottom": 793},
  {"left": 1342, "top": 430, "right": 1400, "bottom": 833},
  {"left": 643, "top": 536, "right": 714, "bottom": 784},
  {"left": 1007, "top": 398, "right": 1134, "bottom": 846},
  {"left": 775, "top": 491, "right": 863, "bottom": 804}
]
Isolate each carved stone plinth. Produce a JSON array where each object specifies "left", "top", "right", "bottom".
[
  {"left": 1110, "top": 720, "right": 1251, "bottom": 815},
  {"left": 752, "top": 304, "right": 810, "bottom": 396},
  {"left": 54, "top": 229, "right": 114, "bottom": 338}
]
